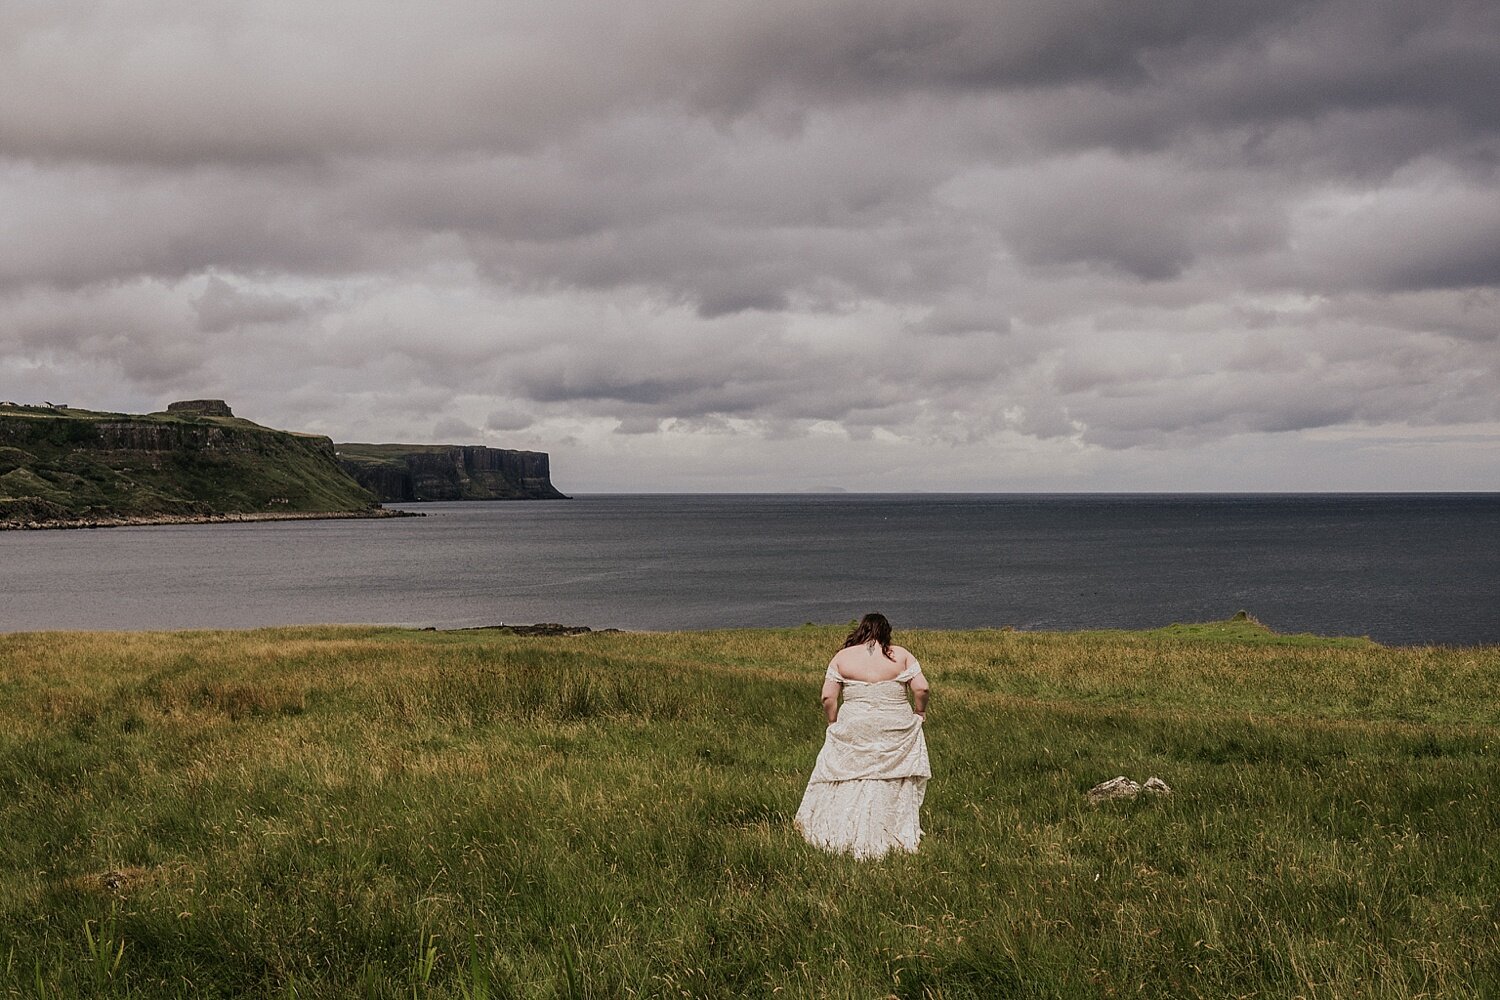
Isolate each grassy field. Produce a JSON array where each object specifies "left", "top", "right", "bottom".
[{"left": 1, "top": 619, "right": 1497, "bottom": 998}]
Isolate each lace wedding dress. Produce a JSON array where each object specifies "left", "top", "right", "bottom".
[{"left": 794, "top": 661, "right": 930, "bottom": 859}]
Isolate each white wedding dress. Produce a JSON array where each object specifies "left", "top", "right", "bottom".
[{"left": 793, "top": 660, "right": 930, "bottom": 859}]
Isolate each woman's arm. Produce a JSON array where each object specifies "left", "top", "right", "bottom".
[
  {"left": 820, "top": 678, "right": 842, "bottom": 724},
  {"left": 909, "top": 669, "right": 930, "bottom": 717}
]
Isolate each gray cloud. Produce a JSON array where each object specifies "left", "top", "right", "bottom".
[
  {"left": 1296, "top": 177, "right": 1500, "bottom": 292},
  {"left": 484, "top": 408, "right": 535, "bottom": 433},
  {"left": 2, "top": 0, "right": 1498, "bottom": 489},
  {"left": 194, "top": 276, "right": 319, "bottom": 332}
]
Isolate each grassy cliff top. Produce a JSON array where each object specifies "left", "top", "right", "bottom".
[
  {"left": 0, "top": 403, "right": 380, "bottom": 524},
  {"left": 333, "top": 442, "right": 463, "bottom": 467},
  {"left": 334, "top": 441, "right": 545, "bottom": 464},
  {"left": 0, "top": 402, "right": 322, "bottom": 436},
  {"left": 2, "top": 618, "right": 1496, "bottom": 997}
]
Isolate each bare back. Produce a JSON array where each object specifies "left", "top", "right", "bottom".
[{"left": 829, "top": 642, "right": 918, "bottom": 683}]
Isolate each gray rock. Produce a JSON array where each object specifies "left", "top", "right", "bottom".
[
  {"left": 1143, "top": 777, "right": 1172, "bottom": 795},
  {"left": 167, "top": 399, "right": 234, "bottom": 418},
  {"left": 1086, "top": 776, "right": 1142, "bottom": 804}
]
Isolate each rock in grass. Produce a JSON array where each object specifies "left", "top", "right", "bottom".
[
  {"left": 1086, "top": 775, "right": 1173, "bottom": 804},
  {"left": 1087, "top": 776, "right": 1142, "bottom": 804}
]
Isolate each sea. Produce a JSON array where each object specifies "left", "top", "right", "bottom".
[{"left": 1, "top": 494, "right": 1497, "bottom": 646}]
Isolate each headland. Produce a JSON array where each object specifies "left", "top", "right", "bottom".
[
  {"left": 0, "top": 400, "right": 387, "bottom": 529},
  {"left": 0, "top": 399, "right": 568, "bottom": 529},
  {"left": 335, "top": 442, "right": 568, "bottom": 501}
]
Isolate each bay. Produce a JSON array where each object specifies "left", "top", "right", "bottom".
[{"left": 2, "top": 493, "right": 1497, "bottom": 646}]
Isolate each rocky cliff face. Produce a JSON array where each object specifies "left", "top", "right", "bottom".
[
  {"left": 335, "top": 443, "right": 568, "bottom": 501},
  {"left": 0, "top": 416, "right": 342, "bottom": 469},
  {"left": 19, "top": 418, "right": 341, "bottom": 466},
  {"left": 166, "top": 399, "right": 235, "bottom": 417}
]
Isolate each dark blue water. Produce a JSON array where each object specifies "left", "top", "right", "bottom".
[{"left": 2, "top": 494, "right": 1497, "bottom": 645}]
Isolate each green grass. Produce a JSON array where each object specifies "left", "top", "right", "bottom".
[
  {"left": 2, "top": 621, "right": 1497, "bottom": 998},
  {"left": 333, "top": 443, "right": 468, "bottom": 461},
  {"left": 1132, "top": 611, "right": 1380, "bottom": 648},
  {"left": 0, "top": 405, "right": 380, "bottom": 522}
]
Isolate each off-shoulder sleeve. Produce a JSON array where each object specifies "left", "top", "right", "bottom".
[
  {"left": 895, "top": 658, "right": 923, "bottom": 683},
  {"left": 824, "top": 662, "right": 844, "bottom": 684}
]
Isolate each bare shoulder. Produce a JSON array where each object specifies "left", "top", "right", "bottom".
[{"left": 889, "top": 644, "right": 917, "bottom": 665}]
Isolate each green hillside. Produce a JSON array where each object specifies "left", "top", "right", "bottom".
[{"left": 0, "top": 402, "right": 382, "bottom": 526}]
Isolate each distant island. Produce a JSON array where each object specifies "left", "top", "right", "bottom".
[{"left": 0, "top": 399, "right": 566, "bottom": 530}]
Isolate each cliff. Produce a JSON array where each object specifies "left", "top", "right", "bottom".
[
  {"left": 0, "top": 402, "right": 385, "bottom": 526},
  {"left": 335, "top": 443, "right": 568, "bottom": 501}
]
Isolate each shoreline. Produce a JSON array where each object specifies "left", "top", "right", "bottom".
[
  {"left": 0, "top": 620, "right": 1491, "bottom": 648},
  {"left": 0, "top": 508, "right": 422, "bottom": 531}
]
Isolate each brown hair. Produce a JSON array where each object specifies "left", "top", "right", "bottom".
[{"left": 842, "top": 612, "right": 895, "bottom": 661}]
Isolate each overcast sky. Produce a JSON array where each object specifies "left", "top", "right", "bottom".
[{"left": 3, "top": 1, "right": 1497, "bottom": 491}]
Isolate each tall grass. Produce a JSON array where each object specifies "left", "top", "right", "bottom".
[{"left": 1, "top": 621, "right": 1497, "bottom": 997}]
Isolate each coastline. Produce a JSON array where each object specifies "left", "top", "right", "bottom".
[{"left": 0, "top": 508, "right": 421, "bottom": 531}]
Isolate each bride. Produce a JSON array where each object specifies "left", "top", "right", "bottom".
[{"left": 794, "top": 613, "right": 931, "bottom": 859}]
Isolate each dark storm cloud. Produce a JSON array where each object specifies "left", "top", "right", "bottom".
[
  {"left": 2, "top": 0, "right": 1498, "bottom": 487},
  {"left": 663, "top": 0, "right": 1323, "bottom": 114},
  {"left": 9, "top": 1, "right": 1493, "bottom": 168},
  {"left": 991, "top": 1, "right": 1500, "bottom": 162}
]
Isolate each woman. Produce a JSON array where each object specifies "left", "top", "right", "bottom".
[{"left": 794, "top": 613, "right": 931, "bottom": 859}]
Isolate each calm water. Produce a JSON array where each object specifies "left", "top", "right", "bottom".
[{"left": 2, "top": 494, "right": 1497, "bottom": 645}]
